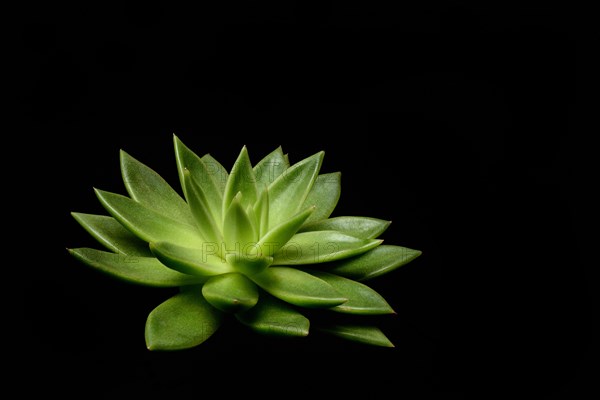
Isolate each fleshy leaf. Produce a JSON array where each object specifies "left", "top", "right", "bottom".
[
  {"left": 253, "top": 146, "right": 288, "bottom": 190},
  {"left": 174, "top": 135, "right": 223, "bottom": 223},
  {"left": 71, "top": 213, "right": 152, "bottom": 257},
  {"left": 120, "top": 150, "right": 194, "bottom": 225},
  {"left": 145, "top": 289, "right": 223, "bottom": 351},
  {"left": 236, "top": 293, "right": 309, "bottom": 337},
  {"left": 316, "top": 325, "right": 394, "bottom": 347},
  {"left": 300, "top": 216, "right": 391, "bottom": 239},
  {"left": 202, "top": 273, "right": 259, "bottom": 313},
  {"left": 325, "top": 245, "right": 422, "bottom": 281},
  {"left": 183, "top": 169, "right": 223, "bottom": 246},
  {"left": 257, "top": 206, "right": 315, "bottom": 257},
  {"left": 223, "top": 146, "right": 258, "bottom": 212},
  {"left": 201, "top": 153, "right": 228, "bottom": 194},
  {"left": 68, "top": 248, "right": 205, "bottom": 287},
  {"left": 253, "top": 188, "right": 269, "bottom": 238},
  {"left": 250, "top": 267, "right": 346, "bottom": 308},
  {"left": 267, "top": 151, "right": 324, "bottom": 230},
  {"left": 95, "top": 189, "right": 204, "bottom": 248},
  {"left": 302, "top": 172, "right": 341, "bottom": 225},
  {"left": 223, "top": 193, "right": 258, "bottom": 253},
  {"left": 307, "top": 270, "right": 395, "bottom": 315},
  {"left": 226, "top": 252, "right": 273, "bottom": 276},
  {"left": 150, "top": 242, "right": 233, "bottom": 276},
  {"left": 273, "top": 231, "right": 382, "bottom": 265}
]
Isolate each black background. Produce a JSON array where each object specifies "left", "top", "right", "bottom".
[{"left": 18, "top": 2, "right": 593, "bottom": 398}]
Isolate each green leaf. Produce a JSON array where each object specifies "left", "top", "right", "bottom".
[
  {"left": 267, "top": 151, "right": 324, "bottom": 230},
  {"left": 71, "top": 213, "right": 152, "bottom": 257},
  {"left": 316, "top": 325, "right": 394, "bottom": 348},
  {"left": 302, "top": 172, "right": 341, "bottom": 225},
  {"left": 68, "top": 248, "right": 205, "bottom": 287},
  {"left": 300, "top": 216, "right": 391, "bottom": 239},
  {"left": 149, "top": 242, "right": 233, "bottom": 276},
  {"left": 236, "top": 294, "right": 309, "bottom": 337},
  {"left": 250, "top": 267, "right": 346, "bottom": 308},
  {"left": 145, "top": 290, "right": 223, "bottom": 351},
  {"left": 258, "top": 206, "right": 315, "bottom": 257},
  {"left": 326, "top": 245, "right": 422, "bottom": 281},
  {"left": 273, "top": 231, "right": 382, "bottom": 265},
  {"left": 307, "top": 270, "right": 395, "bottom": 315},
  {"left": 183, "top": 169, "right": 223, "bottom": 246},
  {"left": 202, "top": 273, "right": 259, "bottom": 313},
  {"left": 201, "top": 153, "right": 228, "bottom": 194},
  {"left": 253, "top": 146, "right": 288, "bottom": 190},
  {"left": 174, "top": 135, "right": 223, "bottom": 224},
  {"left": 226, "top": 252, "right": 273, "bottom": 276},
  {"left": 120, "top": 150, "right": 194, "bottom": 225},
  {"left": 95, "top": 189, "right": 204, "bottom": 248},
  {"left": 253, "top": 188, "right": 269, "bottom": 238},
  {"left": 223, "top": 146, "right": 258, "bottom": 212},
  {"left": 223, "top": 193, "right": 258, "bottom": 253}
]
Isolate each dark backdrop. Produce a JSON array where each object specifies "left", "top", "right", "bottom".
[{"left": 18, "top": 2, "right": 592, "bottom": 398}]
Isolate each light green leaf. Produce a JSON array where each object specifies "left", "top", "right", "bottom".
[
  {"left": 300, "top": 216, "right": 391, "bottom": 239},
  {"left": 253, "top": 146, "right": 288, "bottom": 190},
  {"left": 250, "top": 267, "right": 346, "bottom": 308},
  {"left": 145, "top": 290, "right": 223, "bottom": 351},
  {"left": 174, "top": 135, "right": 223, "bottom": 224},
  {"left": 183, "top": 170, "right": 223, "bottom": 246},
  {"left": 326, "top": 245, "right": 422, "bottom": 281},
  {"left": 202, "top": 273, "right": 259, "bottom": 313},
  {"left": 95, "top": 189, "right": 203, "bottom": 248},
  {"left": 316, "top": 325, "right": 394, "bottom": 347},
  {"left": 223, "top": 193, "right": 258, "bottom": 253},
  {"left": 236, "top": 294, "right": 309, "bottom": 337},
  {"left": 68, "top": 248, "right": 205, "bottom": 287},
  {"left": 302, "top": 172, "right": 341, "bottom": 225},
  {"left": 223, "top": 146, "right": 258, "bottom": 212},
  {"left": 273, "top": 231, "right": 382, "bottom": 265},
  {"left": 71, "top": 213, "right": 152, "bottom": 257},
  {"left": 149, "top": 241, "right": 233, "bottom": 276},
  {"left": 253, "top": 188, "right": 269, "bottom": 238},
  {"left": 120, "top": 150, "right": 194, "bottom": 225},
  {"left": 267, "top": 151, "right": 324, "bottom": 230},
  {"left": 307, "top": 270, "right": 395, "bottom": 315},
  {"left": 226, "top": 252, "right": 273, "bottom": 276},
  {"left": 258, "top": 206, "right": 315, "bottom": 257},
  {"left": 201, "top": 153, "right": 228, "bottom": 194}
]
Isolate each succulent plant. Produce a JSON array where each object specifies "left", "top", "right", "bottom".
[{"left": 68, "top": 136, "right": 421, "bottom": 350}]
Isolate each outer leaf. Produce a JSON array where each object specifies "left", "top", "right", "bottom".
[
  {"left": 150, "top": 242, "right": 233, "bottom": 276},
  {"left": 120, "top": 150, "right": 193, "bottom": 225},
  {"left": 174, "top": 135, "right": 223, "bottom": 223},
  {"left": 236, "top": 294, "right": 309, "bottom": 337},
  {"left": 273, "top": 231, "right": 382, "bottom": 265},
  {"left": 183, "top": 170, "right": 223, "bottom": 245},
  {"left": 307, "top": 270, "right": 395, "bottom": 315},
  {"left": 302, "top": 172, "right": 341, "bottom": 225},
  {"left": 316, "top": 325, "right": 394, "bottom": 347},
  {"left": 250, "top": 267, "right": 346, "bottom": 308},
  {"left": 201, "top": 153, "right": 228, "bottom": 194},
  {"left": 68, "top": 248, "right": 205, "bottom": 287},
  {"left": 326, "top": 245, "right": 422, "bottom": 281},
  {"left": 95, "top": 189, "right": 204, "bottom": 248},
  {"left": 202, "top": 273, "right": 259, "bottom": 313},
  {"left": 253, "top": 146, "right": 288, "bottom": 190},
  {"left": 223, "top": 146, "right": 258, "bottom": 212},
  {"left": 300, "top": 216, "right": 391, "bottom": 239},
  {"left": 257, "top": 206, "right": 315, "bottom": 257},
  {"left": 223, "top": 193, "right": 258, "bottom": 253},
  {"left": 145, "top": 290, "right": 223, "bottom": 351},
  {"left": 71, "top": 213, "right": 152, "bottom": 257},
  {"left": 226, "top": 253, "right": 273, "bottom": 276},
  {"left": 267, "top": 151, "right": 324, "bottom": 230}
]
